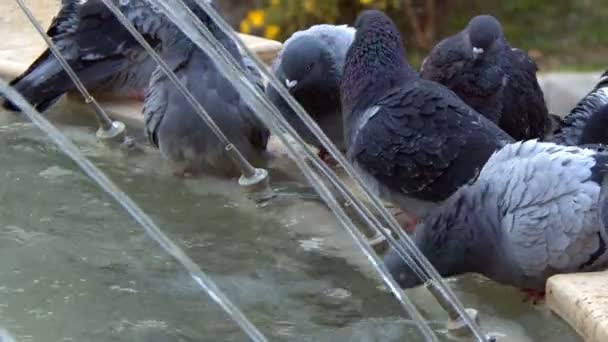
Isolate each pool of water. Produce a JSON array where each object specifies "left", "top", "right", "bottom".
[{"left": 0, "top": 107, "right": 582, "bottom": 342}]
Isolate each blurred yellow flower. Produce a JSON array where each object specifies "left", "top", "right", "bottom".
[
  {"left": 270, "top": 0, "right": 280, "bottom": 6},
  {"left": 247, "top": 10, "right": 266, "bottom": 28},
  {"left": 240, "top": 20, "right": 251, "bottom": 34},
  {"left": 304, "top": 0, "right": 315, "bottom": 13},
  {"left": 360, "top": 0, "right": 373, "bottom": 5},
  {"left": 264, "top": 25, "right": 281, "bottom": 40}
]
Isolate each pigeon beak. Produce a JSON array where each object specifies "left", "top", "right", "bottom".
[
  {"left": 285, "top": 79, "right": 298, "bottom": 90},
  {"left": 472, "top": 47, "right": 484, "bottom": 59}
]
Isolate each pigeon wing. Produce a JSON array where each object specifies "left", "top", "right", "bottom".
[
  {"left": 499, "top": 47, "right": 550, "bottom": 139},
  {"left": 351, "top": 80, "right": 509, "bottom": 202},
  {"left": 485, "top": 142, "right": 608, "bottom": 277},
  {"left": 551, "top": 71, "right": 608, "bottom": 145},
  {"left": 143, "top": 66, "right": 170, "bottom": 147}
]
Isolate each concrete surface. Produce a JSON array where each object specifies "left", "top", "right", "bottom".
[
  {"left": 539, "top": 72, "right": 605, "bottom": 117},
  {"left": 1, "top": 2, "right": 608, "bottom": 342},
  {"left": 0, "top": 0, "right": 59, "bottom": 64},
  {"left": 0, "top": 0, "right": 282, "bottom": 66},
  {"left": 547, "top": 272, "right": 608, "bottom": 342}
]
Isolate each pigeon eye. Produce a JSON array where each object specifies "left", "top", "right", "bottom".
[{"left": 306, "top": 64, "right": 313, "bottom": 72}]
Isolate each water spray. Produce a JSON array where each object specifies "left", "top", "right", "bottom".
[
  {"left": 94, "top": 0, "right": 273, "bottom": 199},
  {"left": 146, "top": 0, "right": 492, "bottom": 339},
  {"left": 182, "top": 2, "right": 494, "bottom": 339},
  {"left": 0, "top": 78, "right": 269, "bottom": 342}
]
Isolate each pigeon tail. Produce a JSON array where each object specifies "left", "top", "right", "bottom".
[
  {"left": 2, "top": 50, "right": 67, "bottom": 112},
  {"left": 3, "top": 47, "right": 130, "bottom": 113}
]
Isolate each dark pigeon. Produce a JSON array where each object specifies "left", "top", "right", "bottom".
[
  {"left": 384, "top": 140, "right": 608, "bottom": 297},
  {"left": 420, "top": 15, "right": 551, "bottom": 141},
  {"left": 142, "top": 1, "right": 270, "bottom": 177},
  {"left": 3, "top": 0, "right": 158, "bottom": 113},
  {"left": 266, "top": 24, "right": 355, "bottom": 161},
  {"left": 579, "top": 105, "right": 608, "bottom": 146},
  {"left": 341, "top": 10, "right": 513, "bottom": 224},
  {"left": 550, "top": 71, "right": 608, "bottom": 145}
]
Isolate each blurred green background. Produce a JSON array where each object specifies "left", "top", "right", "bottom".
[{"left": 217, "top": 0, "right": 607, "bottom": 71}]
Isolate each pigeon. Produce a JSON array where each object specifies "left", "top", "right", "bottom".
[
  {"left": 550, "top": 71, "right": 608, "bottom": 145},
  {"left": 141, "top": 1, "right": 270, "bottom": 177},
  {"left": 341, "top": 10, "right": 513, "bottom": 229},
  {"left": 3, "top": 0, "right": 158, "bottom": 113},
  {"left": 384, "top": 140, "right": 608, "bottom": 301},
  {"left": 420, "top": 15, "right": 550, "bottom": 141},
  {"left": 579, "top": 104, "right": 608, "bottom": 146},
  {"left": 266, "top": 24, "right": 355, "bottom": 163}
]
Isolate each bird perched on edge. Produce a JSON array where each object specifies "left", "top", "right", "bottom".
[
  {"left": 140, "top": 1, "right": 270, "bottom": 177},
  {"left": 341, "top": 10, "right": 513, "bottom": 230},
  {"left": 384, "top": 140, "right": 608, "bottom": 302},
  {"left": 266, "top": 24, "right": 355, "bottom": 163},
  {"left": 550, "top": 71, "right": 608, "bottom": 146},
  {"left": 3, "top": 0, "right": 158, "bottom": 113},
  {"left": 420, "top": 15, "right": 551, "bottom": 141}
]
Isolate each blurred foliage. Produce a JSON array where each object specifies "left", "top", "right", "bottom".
[{"left": 235, "top": 0, "right": 608, "bottom": 71}]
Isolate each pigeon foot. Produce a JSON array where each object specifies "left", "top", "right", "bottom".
[
  {"left": 173, "top": 168, "right": 201, "bottom": 178},
  {"left": 393, "top": 210, "right": 419, "bottom": 234},
  {"left": 521, "top": 288, "right": 545, "bottom": 304},
  {"left": 318, "top": 148, "right": 339, "bottom": 168},
  {"left": 128, "top": 88, "right": 146, "bottom": 102}
]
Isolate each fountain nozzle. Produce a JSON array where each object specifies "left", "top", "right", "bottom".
[
  {"left": 446, "top": 307, "right": 480, "bottom": 336},
  {"left": 95, "top": 117, "right": 127, "bottom": 144},
  {"left": 238, "top": 167, "right": 276, "bottom": 202}
]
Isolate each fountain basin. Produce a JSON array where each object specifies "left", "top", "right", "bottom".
[{"left": 0, "top": 1, "right": 603, "bottom": 341}]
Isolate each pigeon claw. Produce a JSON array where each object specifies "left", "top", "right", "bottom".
[
  {"left": 129, "top": 89, "right": 146, "bottom": 102},
  {"left": 393, "top": 210, "right": 419, "bottom": 234},
  {"left": 403, "top": 215, "right": 420, "bottom": 234},
  {"left": 318, "top": 148, "right": 339, "bottom": 168},
  {"left": 521, "top": 288, "right": 545, "bottom": 304},
  {"left": 173, "top": 167, "right": 200, "bottom": 178}
]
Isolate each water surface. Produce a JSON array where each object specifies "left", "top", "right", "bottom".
[{"left": 0, "top": 110, "right": 581, "bottom": 342}]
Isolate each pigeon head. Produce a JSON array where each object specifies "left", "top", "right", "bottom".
[
  {"left": 466, "top": 15, "right": 503, "bottom": 59},
  {"left": 384, "top": 223, "right": 474, "bottom": 288},
  {"left": 580, "top": 105, "right": 608, "bottom": 145},
  {"left": 384, "top": 190, "right": 489, "bottom": 288},
  {"left": 279, "top": 36, "right": 340, "bottom": 94},
  {"left": 342, "top": 10, "right": 413, "bottom": 114}
]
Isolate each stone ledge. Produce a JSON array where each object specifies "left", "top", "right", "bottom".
[{"left": 546, "top": 271, "right": 608, "bottom": 342}]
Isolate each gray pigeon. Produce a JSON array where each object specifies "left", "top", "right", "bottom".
[
  {"left": 3, "top": 0, "right": 157, "bottom": 112},
  {"left": 341, "top": 10, "right": 513, "bottom": 227},
  {"left": 384, "top": 140, "right": 608, "bottom": 296},
  {"left": 266, "top": 24, "right": 355, "bottom": 161},
  {"left": 141, "top": 1, "right": 270, "bottom": 176},
  {"left": 420, "top": 15, "right": 550, "bottom": 141},
  {"left": 550, "top": 71, "right": 608, "bottom": 146}
]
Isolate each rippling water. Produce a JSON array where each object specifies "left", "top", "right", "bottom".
[{"left": 0, "top": 109, "right": 582, "bottom": 342}]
